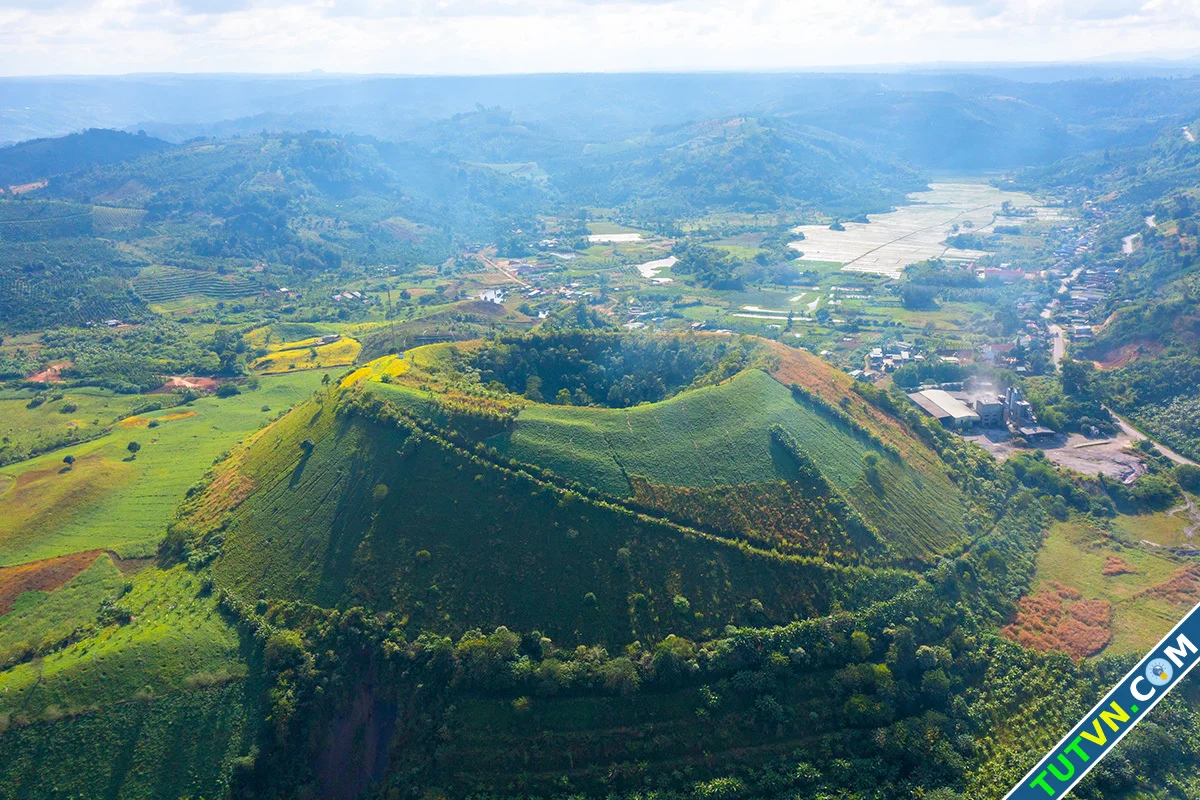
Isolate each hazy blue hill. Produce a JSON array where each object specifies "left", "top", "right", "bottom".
[
  {"left": 1014, "top": 113, "right": 1200, "bottom": 202},
  {"left": 6, "top": 72, "right": 1200, "bottom": 175},
  {"left": 8, "top": 72, "right": 1200, "bottom": 171},
  {"left": 401, "top": 107, "right": 582, "bottom": 165},
  {"left": 559, "top": 116, "right": 925, "bottom": 214},
  {"left": 785, "top": 91, "right": 1069, "bottom": 169},
  {"left": 0, "top": 129, "right": 172, "bottom": 187},
  {"left": 41, "top": 131, "right": 546, "bottom": 250}
]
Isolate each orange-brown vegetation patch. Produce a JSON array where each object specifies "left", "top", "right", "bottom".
[
  {"left": 179, "top": 460, "right": 256, "bottom": 530},
  {"left": 1102, "top": 555, "right": 1137, "bottom": 576},
  {"left": 119, "top": 411, "right": 198, "bottom": 428},
  {"left": 0, "top": 550, "right": 103, "bottom": 614},
  {"left": 27, "top": 361, "right": 72, "bottom": 383},
  {"left": 1137, "top": 566, "right": 1200, "bottom": 604},
  {"left": 766, "top": 340, "right": 933, "bottom": 466},
  {"left": 1001, "top": 581, "right": 1113, "bottom": 659}
]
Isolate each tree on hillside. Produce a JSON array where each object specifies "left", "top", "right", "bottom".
[
  {"left": 1061, "top": 359, "right": 1094, "bottom": 396},
  {"left": 62, "top": 454, "right": 75, "bottom": 468},
  {"left": 127, "top": 441, "right": 141, "bottom": 458}
]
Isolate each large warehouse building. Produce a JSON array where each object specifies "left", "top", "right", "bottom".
[{"left": 907, "top": 389, "right": 982, "bottom": 429}]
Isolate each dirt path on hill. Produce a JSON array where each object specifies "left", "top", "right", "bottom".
[{"left": 1168, "top": 495, "right": 1200, "bottom": 542}]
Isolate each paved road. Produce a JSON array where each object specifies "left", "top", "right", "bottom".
[
  {"left": 1048, "top": 323, "right": 1066, "bottom": 368},
  {"left": 1107, "top": 408, "right": 1198, "bottom": 467},
  {"left": 1041, "top": 266, "right": 1082, "bottom": 370}
]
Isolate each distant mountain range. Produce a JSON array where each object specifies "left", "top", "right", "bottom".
[
  {"left": 4, "top": 71, "right": 1200, "bottom": 171},
  {"left": 0, "top": 129, "right": 171, "bottom": 187}
]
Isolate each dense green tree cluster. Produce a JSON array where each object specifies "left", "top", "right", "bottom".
[{"left": 471, "top": 331, "right": 762, "bottom": 408}]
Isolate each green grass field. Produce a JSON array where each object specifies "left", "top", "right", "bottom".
[
  {"left": 1112, "top": 502, "right": 1196, "bottom": 548},
  {"left": 0, "top": 565, "right": 242, "bottom": 719},
  {"left": 1031, "top": 521, "right": 1189, "bottom": 655},
  {"left": 0, "top": 370, "right": 327, "bottom": 566},
  {"left": 0, "top": 681, "right": 254, "bottom": 800},
  {"left": 485, "top": 369, "right": 966, "bottom": 558},
  {"left": 490, "top": 369, "right": 867, "bottom": 494},
  {"left": 0, "top": 554, "right": 126, "bottom": 669},
  {"left": 0, "top": 387, "right": 147, "bottom": 464}
]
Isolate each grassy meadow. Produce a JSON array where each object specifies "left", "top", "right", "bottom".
[
  {"left": 0, "top": 565, "right": 242, "bottom": 718},
  {"left": 250, "top": 335, "right": 361, "bottom": 374},
  {"left": 0, "top": 682, "right": 253, "bottom": 800},
  {"left": 1029, "top": 520, "right": 1192, "bottom": 655},
  {"left": 0, "top": 370, "right": 327, "bottom": 566},
  {"left": 0, "top": 386, "right": 147, "bottom": 464}
]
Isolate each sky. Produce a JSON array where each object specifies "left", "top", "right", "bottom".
[{"left": 1, "top": 0, "right": 1200, "bottom": 76}]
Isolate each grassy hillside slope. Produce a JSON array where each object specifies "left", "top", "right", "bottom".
[
  {"left": 180, "top": 383, "right": 917, "bottom": 646},
  {"left": 488, "top": 367, "right": 966, "bottom": 559}
]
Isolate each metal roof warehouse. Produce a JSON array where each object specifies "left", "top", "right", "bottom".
[{"left": 907, "top": 389, "right": 981, "bottom": 429}]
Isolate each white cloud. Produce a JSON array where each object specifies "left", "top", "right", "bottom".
[{"left": 0, "top": 0, "right": 1198, "bottom": 75}]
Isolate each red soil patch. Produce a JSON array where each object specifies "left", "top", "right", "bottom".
[
  {"left": 1137, "top": 566, "right": 1200, "bottom": 604},
  {"left": 1102, "top": 555, "right": 1137, "bottom": 576},
  {"left": 8, "top": 180, "right": 48, "bottom": 195},
  {"left": 1093, "top": 339, "right": 1164, "bottom": 370},
  {"left": 1001, "top": 581, "right": 1113, "bottom": 659},
  {"left": 27, "top": 361, "right": 72, "bottom": 383},
  {"left": 0, "top": 550, "right": 103, "bottom": 614}
]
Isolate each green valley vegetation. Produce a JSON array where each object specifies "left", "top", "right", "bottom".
[
  {"left": 90, "top": 334, "right": 1192, "bottom": 799},
  {"left": 6, "top": 71, "right": 1200, "bottom": 800}
]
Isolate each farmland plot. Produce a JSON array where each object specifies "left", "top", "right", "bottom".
[{"left": 790, "top": 182, "right": 1040, "bottom": 279}]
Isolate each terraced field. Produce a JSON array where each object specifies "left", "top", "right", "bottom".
[
  {"left": 131, "top": 265, "right": 256, "bottom": 303},
  {"left": 91, "top": 205, "right": 147, "bottom": 234},
  {"left": 0, "top": 201, "right": 94, "bottom": 242}
]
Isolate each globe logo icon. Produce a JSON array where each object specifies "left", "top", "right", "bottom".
[{"left": 1147, "top": 658, "right": 1174, "bottom": 686}]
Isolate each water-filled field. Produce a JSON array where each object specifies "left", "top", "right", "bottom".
[{"left": 790, "top": 182, "right": 1041, "bottom": 279}]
